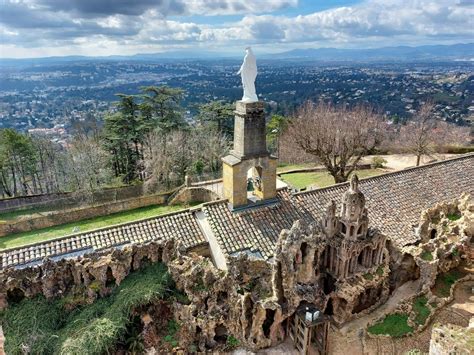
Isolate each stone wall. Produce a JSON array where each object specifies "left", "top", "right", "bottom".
[
  {"left": 0, "top": 185, "right": 145, "bottom": 213},
  {"left": 168, "top": 187, "right": 220, "bottom": 206},
  {"left": 0, "top": 191, "right": 174, "bottom": 237},
  {"left": 277, "top": 163, "right": 372, "bottom": 176}
]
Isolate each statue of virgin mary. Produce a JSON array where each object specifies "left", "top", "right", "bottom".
[{"left": 237, "top": 47, "right": 258, "bottom": 103}]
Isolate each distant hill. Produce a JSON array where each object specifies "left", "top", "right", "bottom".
[
  {"left": 267, "top": 43, "right": 474, "bottom": 62},
  {"left": 1, "top": 43, "right": 473, "bottom": 67}
]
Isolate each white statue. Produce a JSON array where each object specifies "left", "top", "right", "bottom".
[{"left": 237, "top": 47, "right": 258, "bottom": 103}]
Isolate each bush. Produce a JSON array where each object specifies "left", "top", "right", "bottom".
[
  {"left": 363, "top": 273, "right": 374, "bottom": 280},
  {"left": 226, "top": 335, "right": 240, "bottom": 349},
  {"left": 420, "top": 250, "right": 433, "bottom": 261},
  {"left": 371, "top": 156, "right": 387, "bottom": 168},
  {"left": 447, "top": 213, "right": 461, "bottom": 221}
]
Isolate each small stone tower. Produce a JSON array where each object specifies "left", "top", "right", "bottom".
[
  {"left": 339, "top": 175, "right": 368, "bottom": 240},
  {"left": 222, "top": 101, "right": 277, "bottom": 208}
]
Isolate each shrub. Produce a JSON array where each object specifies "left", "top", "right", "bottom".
[
  {"left": 367, "top": 313, "right": 413, "bottom": 337},
  {"left": 226, "top": 335, "right": 240, "bottom": 349},
  {"left": 420, "top": 250, "right": 433, "bottom": 261},
  {"left": 371, "top": 156, "right": 387, "bottom": 168},
  {"left": 376, "top": 266, "right": 384, "bottom": 276},
  {"left": 363, "top": 273, "right": 374, "bottom": 280},
  {"left": 447, "top": 213, "right": 461, "bottom": 221}
]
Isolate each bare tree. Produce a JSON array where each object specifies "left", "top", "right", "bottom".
[
  {"left": 284, "top": 101, "right": 384, "bottom": 183},
  {"left": 396, "top": 103, "right": 471, "bottom": 164},
  {"left": 142, "top": 128, "right": 229, "bottom": 193},
  {"left": 399, "top": 102, "right": 437, "bottom": 166},
  {"left": 66, "top": 134, "right": 112, "bottom": 201}
]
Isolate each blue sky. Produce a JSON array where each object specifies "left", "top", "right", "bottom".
[{"left": 0, "top": 0, "right": 472, "bottom": 58}]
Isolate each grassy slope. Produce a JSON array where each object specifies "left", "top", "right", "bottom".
[
  {"left": 0, "top": 262, "right": 173, "bottom": 355},
  {"left": 0, "top": 204, "right": 185, "bottom": 250},
  {"left": 280, "top": 168, "right": 385, "bottom": 190}
]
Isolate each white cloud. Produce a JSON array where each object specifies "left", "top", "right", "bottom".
[{"left": 0, "top": 0, "right": 473, "bottom": 57}]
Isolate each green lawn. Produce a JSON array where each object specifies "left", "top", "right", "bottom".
[
  {"left": 413, "top": 296, "right": 431, "bottom": 326},
  {"left": 367, "top": 313, "right": 414, "bottom": 337},
  {"left": 280, "top": 169, "right": 385, "bottom": 190},
  {"left": 0, "top": 204, "right": 186, "bottom": 250}
]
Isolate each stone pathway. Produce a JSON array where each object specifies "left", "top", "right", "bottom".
[{"left": 339, "top": 279, "right": 421, "bottom": 335}]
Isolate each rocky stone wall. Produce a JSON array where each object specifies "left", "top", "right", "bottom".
[
  {"left": 429, "top": 319, "right": 474, "bottom": 355},
  {"left": 0, "top": 240, "right": 178, "bottom": 310},
  {"left": 402, "top": 193, "right": 473, "bottom": 294}
]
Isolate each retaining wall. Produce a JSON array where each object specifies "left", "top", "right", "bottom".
[
  {"left": 0, "top": 191, "right": 175, "bottom": 237},
  {"left": 0, "top": 185, "right": 144, "bottom": 213}
]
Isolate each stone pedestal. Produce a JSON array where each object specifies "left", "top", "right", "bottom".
[{"left": 222, "top": 101, "right": 277, "bottom": 208}]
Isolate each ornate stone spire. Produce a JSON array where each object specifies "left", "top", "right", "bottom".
[
  {"left": 339, "top": 174, "right": 368, "bottom": 240},
  {"left": 322, "top": 200, "right": 338, "bottom": 237}
]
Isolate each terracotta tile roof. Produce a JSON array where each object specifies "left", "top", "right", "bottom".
[
  {"left": 295, "top": 153, "right": 474, "bottom": 247},
  {"left": 0, "top": 209, "right": 206, "bottom": 269},
  {"left": 204, "top": 154, "right": 474, "bottom": 260},
  {"left": 203, "top": 191, "right": 310, "bottom": 260}
]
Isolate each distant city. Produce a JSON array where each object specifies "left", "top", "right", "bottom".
[{"left": 1, "top": 53, "right": 473, "bottom": 145}]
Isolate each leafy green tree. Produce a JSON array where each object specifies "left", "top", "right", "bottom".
[
  {"left": 103, "top": 87, "right": 186, "bottom": 184},
  {"left": 0, "top": 129, "right": 38, "bottom": 196},
  {"left": 103, "top": 95, "right": 142, "bottom": 183},
  {"left": 197, "top": 101, "right": 234, "bottom": 137},
  {"left": 140, "top": 86, "right": 185, "bottom": 132}
]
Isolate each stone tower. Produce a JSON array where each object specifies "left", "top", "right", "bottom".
[{"left": 222, "top": 101, "right": 277, "bottom": 208}]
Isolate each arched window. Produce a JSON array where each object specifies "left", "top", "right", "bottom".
[
  {"left": 357, "top": 225, "right": 363, "bottom": 235},
  {"left": 350, "top": 225, "right": 355, "bottom": 236}
]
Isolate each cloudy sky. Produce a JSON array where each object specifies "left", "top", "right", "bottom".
[{"left": 1, "top": 0, "right": 473, "bottom": 58}]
